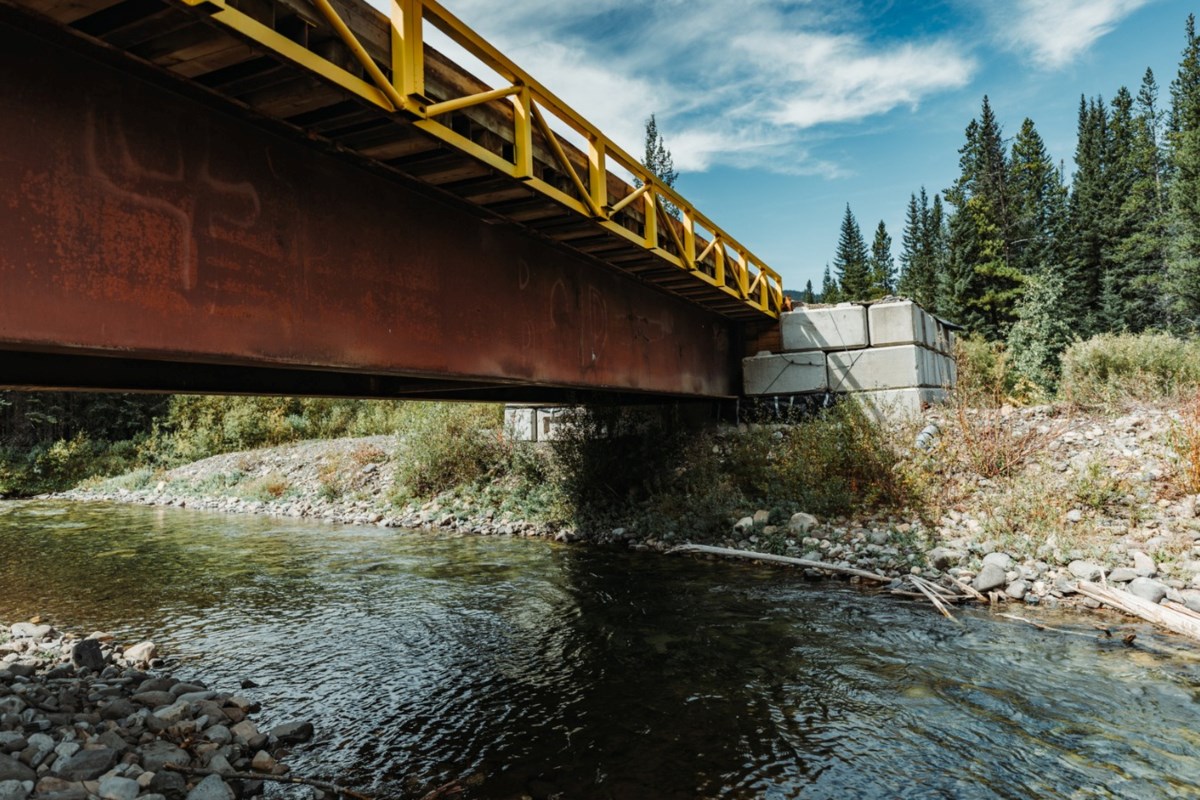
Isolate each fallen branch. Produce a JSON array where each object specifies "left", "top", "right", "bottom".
[
  {"left": 1076, "top": 580, "right": 1200, "bottom": 642},
  {"left": 668, "top": 544, "right": 892, "bottom": 583},
  {"left": 164, "top": 763, "right": 371, "bottom": 800},
  {"left": 908, "top": 576, "right": 960, "bottom": 623},
  {"left": 997, "top": 613, "right": 1110, "bottom": 639},
  {"left": 947, "top": 574, "right": 988, "bottom": 604}
]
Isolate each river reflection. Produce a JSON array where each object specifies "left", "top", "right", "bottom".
[{"left": 2, "top": 500, "right": 1199, "bottom": 798}]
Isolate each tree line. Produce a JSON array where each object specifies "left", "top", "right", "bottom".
[{"left": 806, "top": 13, "right": 1200, "bottom": 390}]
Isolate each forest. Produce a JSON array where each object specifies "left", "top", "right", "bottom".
[{"left": 800, "top": 14, "right": 1200, "bottom": 393}]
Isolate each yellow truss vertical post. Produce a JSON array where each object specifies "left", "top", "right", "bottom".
[
  {"left": 391, "top": 0, "right": 425, "bottom": 101},
  {"left": 643, "top": 185, "right": 658, "bottom": 250},
  {"left": 714, "top": 241, "right": 725, "bottom": 286},
  {"left": 682, "top": 211, "right": 696, "bottom": 269},
  {"left": 737, "top": 252, "right": 749, "bottom": 298},
  {"left": 512, "top": 87, "right": 533, "bottom": 179},
  {"left": 588, "top": 136, "right": 607, "bottom": 214}
]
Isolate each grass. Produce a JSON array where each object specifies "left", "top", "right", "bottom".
[
  {"left": 1059, "top": 332, "right": 1200, "bottom": 407},
  {"left": 1172, "top": 390, "right": 1200, "bottom": 496}
]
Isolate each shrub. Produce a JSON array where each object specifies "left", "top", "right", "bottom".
[
  {"left": 1059, "top": 332, "right": 1200, "bottom": 406},
  {"left": 393, "top": 403, "right": 504, "bottom": 499}
]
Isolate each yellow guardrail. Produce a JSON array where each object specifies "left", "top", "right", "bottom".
[{"left": 180, "top": 0, "right": 785, "bottom": 318}]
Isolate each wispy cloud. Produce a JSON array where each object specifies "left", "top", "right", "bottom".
[
  {"left": 995, "top": 0, "right": 1152, "bottom": 69},
  {"left": 393, "top": 0, "right": 975, "bottom": 176}
]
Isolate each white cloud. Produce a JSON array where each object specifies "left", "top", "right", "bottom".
[
  {"left": 372, "top": 0, "right": 975, "bottom": 175},
  {"left": 998, "top": 0, "right": 1152, "bottom": 69}
]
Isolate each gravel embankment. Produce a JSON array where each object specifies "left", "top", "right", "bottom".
[
  {"left": 58, "top": 403, "right": 1200, "bottom": 613},
  {"left": 0, "top": 621, "right": 319, "bottom": 800}
]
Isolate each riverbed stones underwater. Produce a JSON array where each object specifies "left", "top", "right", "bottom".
[{"left": 0, "top": 621, "right": 317, "bottom": 800}]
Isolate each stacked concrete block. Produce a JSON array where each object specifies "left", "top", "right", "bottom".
[
  {"left": 781, "top": 303, "right": 868, "bottom": 351},
  {"left": 743, "top": 298, "right": 958, "bottom": 418}
]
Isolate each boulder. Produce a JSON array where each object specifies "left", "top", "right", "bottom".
[
  {"left": 982, "top": 552, "right": 1013, "bottom": 571},
  {"left": 269, "top": 721, "right": 314, "bottom": 744},
  {"left": 0, "top": 754, "right": 34, "bottom": 784},
  {"left": 122, "top": 642, "right": 157, "bottom": 665},
  {"left": 1068, "top": 561, "right": 1104, "bottom": 582},
  {"left": 788, "top": 513, "right": 818, "bottom": 535},
  {"left": 184, "top": 774, "right": 233, "bottom": 800},
  {"left": 1132, "top": 550, "right": 1156, "bottom": 577},
  {"left": 972, "top": 564, "right": 1007, "bottom": 592},
  {"left": 53, "top": 748, "right": 117, "bottom": 782},
  {"left": 70, "top": 640, "right": 105, "bottom": 672},
  {"left": 1128, "top": 577, "right": 1168, "bottom": 605}
]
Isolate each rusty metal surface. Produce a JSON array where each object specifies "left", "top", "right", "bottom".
[{"left": 0, "top": 20, "right": 739, "bottom": 398}]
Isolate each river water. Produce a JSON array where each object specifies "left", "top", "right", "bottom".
[{"left": 2, "top": 500, "right": 1200, "bottom": 799}]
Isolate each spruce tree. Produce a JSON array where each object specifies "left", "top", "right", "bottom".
[
  {"left": 638, "top": 114, "right": 680, "bottom": 219},
  {"left": 1167, "top": 15, "right": 1200, "bottom": 326},
  {"left": 1063, "top": 96, "right": 1110, "bottom": 335},
  {"left": 1007, "top": 271, "right": 1076, "bottom": 393},
  {"left": 802, "top": 280, "right": 816, "bottom": 304},
  {"left": 1009, "top": 118, "right": 1065, "bottom": 277},
  {"left": 925, "top": 193, "right": 949, "bottom": 314},
  {"left": 868, "top": 221, "right": 895, "bottom": 298},
  {"left": 833, "top": 204, "right": 871, "bottom": 300},
  {"left": 820, "top": 265, "right": 840, "bottom": 303},
  {"left": 898, "top": 192, "right": 924, "bottom": 298},
  {"left": 943, "top": 98, "right": 1023, "bottom": 338}
]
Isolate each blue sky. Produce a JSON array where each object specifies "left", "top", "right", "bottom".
[{"left": 416, "top": 0, "right": 1190, "bottom": 293}]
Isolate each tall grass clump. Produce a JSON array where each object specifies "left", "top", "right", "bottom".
[
  {"left": 393, "top": 403, "right": 505, "bottom": 499},
  {"left": 1058, "top": 332, "right": 1200, "bottom": 407},
  {"left": 728, "top": 400, "right": 908, "bottom": 516},
  {"left": 1173, "top": 390, "right": 1200, "bottom": 496}
]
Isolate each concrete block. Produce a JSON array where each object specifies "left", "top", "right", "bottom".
[
  {"left": 780, "top": 304, "right": 868, "bottom": 352},
  {"left": 828, "top": 344, "right": 943, "bottom": 391},
  {"left": 743, "top": 352, "right": 828, "bottom": 396},
  {"left": 867, "top": 300, "right": 924, "bottom": 347},
  {"left": 536, "top": 408, "right": 571, "bottom": 441},
  {"left": 503, "top": 407, "right": 537, "bottom": 441},
  {"left": 855, "top": 388, "right": 948, "bottom": 420},
  {"left": 922, "top": 311, "right": 938, "bottom": 348}
]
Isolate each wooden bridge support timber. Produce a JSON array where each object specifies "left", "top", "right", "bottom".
[{"left": 0, "top": 14, "right": 754, "bottom": 401}]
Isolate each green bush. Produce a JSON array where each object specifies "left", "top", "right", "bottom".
[
  {"left": 393, "top": 403, "right": 505, "bottom": 499},
  {"left": 1058, "top": 332, "right": 1200, "bottom": 406}
]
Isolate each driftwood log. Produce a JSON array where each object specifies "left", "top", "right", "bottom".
[
  {"left": 1076, "top": 580, "right": 1200, "bottom": 641},
  {"left": 668, "top": 544, "right": 892, "bottom": 582}
]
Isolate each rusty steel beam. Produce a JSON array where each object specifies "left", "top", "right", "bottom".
[{"left": 0, "top": 19, "right": 744, "bottom": 399}]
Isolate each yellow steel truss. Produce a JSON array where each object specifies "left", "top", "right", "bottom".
[{"left": 180, "top": 0, "right": 785, "bottom": 318}]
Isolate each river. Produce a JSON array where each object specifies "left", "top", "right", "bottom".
[{"left": 2, "top": 500, "right": 1199, "bottom": 798}]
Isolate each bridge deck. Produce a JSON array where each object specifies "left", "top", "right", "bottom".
[{"left": 4, "top": 0, "right": 783, "bottom": 322}]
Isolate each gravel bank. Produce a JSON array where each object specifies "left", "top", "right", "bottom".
[
  {"left": 0, "top": 621, "right": 323, "bottom": 800},
  {"left": 57, "top": 403, "right": 1200, "bottom": 614}
]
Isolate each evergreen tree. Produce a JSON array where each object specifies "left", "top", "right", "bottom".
[
  {"left": 833, "top": 204, "right": 871, "bottom": 300},
  {"left": 943, "top": 98, "right": 1023, "bottom": 337},
  {"left": 1167, "top": 15, "right": 1200, "bottom": 326},
  {"left": 820, "top": 265, "right": 840, "bottom": 303},
  {"left": 802, "top": 279, "right": 816, "bottom": 304},
  {"left": 637, "top": 114, "right": 680, "bottom": 219},
  {"left": 1007, "top": 271, "right": 1076, "bottom": 392},
  {"left": 925, "top": 193, "right": 949, "bottom": 314},
  {"left": 1009, "top": 118, "right": 1065, "bottom": 277},
  {"left": 898, "top": 192, "right": 924, "bottom": 298},
  {"left": 1063, "top": 96, "right": 1111, "bottom": 335},
  {"left": 1103, "top": 83, "right": 1167, "bottom": 331},
  {"left": 867, "top": 221, "right": 895, "bottom": 297}
]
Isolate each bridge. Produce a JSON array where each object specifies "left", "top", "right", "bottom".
[{"left": 0, "top": 0, "right": 785, "bottom": 403}]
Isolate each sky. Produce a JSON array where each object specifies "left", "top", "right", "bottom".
[{"left": 383, "top": 0, "right": 1191, "bottom": 293}]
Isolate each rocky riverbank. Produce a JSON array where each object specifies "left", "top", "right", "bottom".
[
  {"left": 56, "top": 402, "right": 1200, "bottom": 616},
  {"left": 0, "top": 621, "right": 319, "bottom": 800}
]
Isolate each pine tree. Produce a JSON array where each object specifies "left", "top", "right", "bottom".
[
  {"left": 1009, "top": 118, "right": 1065, "bottom": 277},
  {"left": 638, "top": 114, "right": 680, "bottom": 219},
  {"left": 1063, "top": 96, "right": 1111, "bottom": 335},
  {"left": 833, "top": 205, "right": 871, "bottom": 300},
  {"left": 820, "top": 265, "right": 840, "bottom": 303},
  {"left": 898, "top": 192, "right": 923, "bottom": 298},
  {"left": 943, "top": 98, "right": 1023, "bottom": 338},
  {"left": 1167, "top": 15, "right": 1200, "bottom": 326},
  {"left": 802, "top": 279, "right": 816, "bottom": 304},
  {"left": 867, "top": 221, "right": 895, "bottom": 298},
  {"left": 925, "top": 193, "right": 949, "bottom": 314}
]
